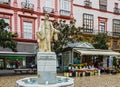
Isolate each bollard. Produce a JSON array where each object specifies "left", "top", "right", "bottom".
[{"left": 98, "top": 69, "right": 101, "bottom": 76}]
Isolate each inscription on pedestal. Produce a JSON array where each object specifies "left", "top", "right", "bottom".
[{"left": 37, "top": 52, "right": 57, "bottom": 84}]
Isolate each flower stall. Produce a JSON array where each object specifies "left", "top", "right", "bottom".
[{"left": 61, "top": 42, "right": 120, "bottom": 77}]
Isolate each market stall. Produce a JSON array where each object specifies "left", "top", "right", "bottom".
[{"left": 62, "top": 42, "right": 120, "bottom": 77}]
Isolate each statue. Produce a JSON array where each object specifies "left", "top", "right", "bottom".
[{"left": 36, "top": 14, "right": 60, "bottom": 52}]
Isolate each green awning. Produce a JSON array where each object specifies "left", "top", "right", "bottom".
[
  {"left": 0, "top": 51, "right": 36, "bottom": 56},
  {"left": 0, "top": 56, "right": 25, "bottom": 59}
]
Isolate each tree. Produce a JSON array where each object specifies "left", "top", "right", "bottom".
[
  {"left": 113, "top": 57, "right": 117, "bottom": 68},
  {"left": 92, "top": 33, "right": 108, "bottom": 49},
  {"left": 52, "top": 20, "right": 81, "bottom": 54},
  {"left": 0, "top": 19, "right": 17, "bottom": 52}
]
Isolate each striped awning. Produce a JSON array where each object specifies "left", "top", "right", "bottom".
[{"left": 73, "top": 48, "right": 120, "bottom": 56}]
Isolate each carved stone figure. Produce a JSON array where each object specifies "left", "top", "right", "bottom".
[{"left": 36, "top": 14, "right": 59, "bottom": 52}]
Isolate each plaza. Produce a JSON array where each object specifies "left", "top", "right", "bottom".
[
  {"left": 1, "top": 0, "right": 120, "bottom": 70},
  {"left": 0, "top": 0, "right": 120, "bottom": 87},
  {"left": 0, "top": 73, "right": 120, "bottom": 87}
]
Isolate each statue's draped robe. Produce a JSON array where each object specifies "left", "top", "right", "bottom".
[{"left": 36, "top": 20, "right": 59, "bottom": 52}]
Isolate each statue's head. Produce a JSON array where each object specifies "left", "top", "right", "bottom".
[{"left": 45, "top": 13, "right": 49, "bottom": 20}]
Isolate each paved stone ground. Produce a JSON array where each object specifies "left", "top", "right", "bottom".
[{"left": 0, "top": 74, "right": 120, "bottom": 87}]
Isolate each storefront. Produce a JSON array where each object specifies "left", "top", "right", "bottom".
[
  {"left": 0, "top": 56, "right": 25, "bottom": 69},
  {"left": 0, "top": 51, "right": 36, "bottom": 69}
]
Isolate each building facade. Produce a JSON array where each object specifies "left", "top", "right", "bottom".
[
  {"left": 0, "top": 0, "right": 74, "bottom": 52},
  {"left": 73, "top": 0, "right": 120, "bottom": 51},
  {"left": 0, "top": 0, "right": 120, "bottom": 68},
  {"left": 0, "top": 0, "right": 73, "bottom": 69}
]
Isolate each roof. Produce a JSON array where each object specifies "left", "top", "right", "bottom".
[
  {"left": 67, "top": 42, "right": 94, "bottom": 49},
  {"left": 73, "top": 48, "right": 120, "bottom": 56}
]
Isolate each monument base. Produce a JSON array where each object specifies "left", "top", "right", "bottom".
[
  {"left": 16, "top": 76, "right": 74, "bottom": 87},
  {"left": 37, "top": 52, "right": 57, "bottom": 84}
]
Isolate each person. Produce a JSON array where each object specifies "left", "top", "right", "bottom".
[
  {"left": 16, "top": 59, "right": 21, "bottom": 69},
  {"left": 94, "top": 60, "right": 99, "bottom": 68},
  {"left": 36, "top": 13, "right": 60, "bottom": 52},
  {"left": 73, "top": 55, "right": 81, "bottom": 64}
]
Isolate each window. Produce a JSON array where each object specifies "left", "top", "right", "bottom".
[
  {"left": 60, "top": 0, "right": 70, "bottom": 11},
  {"left": 60, "top": 0, "right": 70, "bottom": 16},
  {"left": 113, "top": 19, "right": 120, "bottom": 36},
  {"left": 114, "top": 3, "right": 119, "bottom": 13},
  {"left": 43, "top": 0, "right": 54, "bottom": 13},
  {"left": 23, "top": 22, "right": 32, "bottom": 39},
  {"left": 115, "top": 3, "right": 118, "bottom": 8},
  {"left": 99, "top": 22, "right": 105, "bottom": 33},
  {"left": 0, "top": 18, "right": 10, "bottom": 31},
  {"left": 45, "top": 0, "right": 53, "bottom": 7},
  {"left": 0, "top": 0, "right": 10, "bottom": 4},
  {"left": 84, "top": 0, "right": 92, "bottom": 7},
  {"left": 83, "top": 13, "right": 94, "bottom": 33},
  {"left": 98, "top": 17, "right": 107, "bottom": 33},
  {"left": 99, "top": 0, "right": 107, "bottom": 10}
]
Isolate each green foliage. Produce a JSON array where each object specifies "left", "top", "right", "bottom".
[
  {"left": 52, "top": 20, "right": 80, "bottom": 54},
  {"left": 0, "top": 19, "right": 17, "bottom": 52},
  {"left": 92, "top": 33, "right": 108, "bottom": 49}
]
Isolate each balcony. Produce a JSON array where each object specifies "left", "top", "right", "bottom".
[
  {"left": 43, "top": 7, "right": 54, "bottom": 13},
  {"left": 60, "top": 10, "right": 70, "bottom": 16},
  {"left": 0, "top": 0, "right": 10, "bottom": 4},
  {"left": 84, "top": 0, "right": 92, "bottom": 8},
  {"left": 99, "top": 5, "right": 107, "bottom": 11},
  {"left": 80, "top": 29, "right": 93, "bottom": 34},
  {"left": 0, "top": 0, "right": 10, "bottom": 8},
  {"left": 79, "top": 29, "right": 120, "bottom": 37},
  {"left": 21, "top": 2, "right": 34, "bottom": 11},
  {"left": 94, "top": 31, "right": 120, "bottom": 37},
  {"left": 114, "top": 8, "right": 120, "bottom": 14},
  {"left": 112, "top": 32, "right": 120, "bottom": 37}
]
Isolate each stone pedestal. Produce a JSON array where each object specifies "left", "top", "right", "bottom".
[{"left": 37, "top": 52, "right": 57, "bottom": 84}]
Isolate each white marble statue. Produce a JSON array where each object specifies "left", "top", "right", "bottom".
[{"left": 36, "top": 14, "right": 60, "bottom": 52}]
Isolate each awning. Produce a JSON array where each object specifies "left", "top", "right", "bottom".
[
  {"left": 73, "top": 48, "right": 120, "bottom": 56},
  {"left": 0, "top": 56, "right": 25, "bottom": 59},
  {"left": 0, "top": 51, "right": 36, "bottom": 56}
]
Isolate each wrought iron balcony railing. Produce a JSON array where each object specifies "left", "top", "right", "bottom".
[
  {"left": 112, "top": 32, "right": 120, "bottom": 37},
  {"left": 43, "top": 7, "right": 54, "bottom": 13},
  {"left": 99, "top": 5, "right": 107, "bottom": 11},
  {"left": 80, "top": 29, "right": 120, "bottom": 37},
  {"left": 60, "top": 10, "right": 70, "bottom": 16},
  {"left": 84, "top": 0, "right": 92, "bottom": 7},
  {"left": 96, "top": 31, "right": 119, "bottom": 37},
  {"left": 114, "top": 7, "right": 120, "bottom": 13},
  {"left": 21, "top": 2, "right": 34, "bottom": 10},
  {"left": 81, "top": 29, "right": 93, "bottom": 33},
  {"left": 0, "top": 0, "right": 10, "bottom": 5}
]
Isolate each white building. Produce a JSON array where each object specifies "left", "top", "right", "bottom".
[{"left": 73, "top": 0, "right": 120, "bottom": 36}]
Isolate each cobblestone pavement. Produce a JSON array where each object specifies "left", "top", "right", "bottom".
[{"left": 0, "top": 74, "right": 120, "bottom": 87}]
